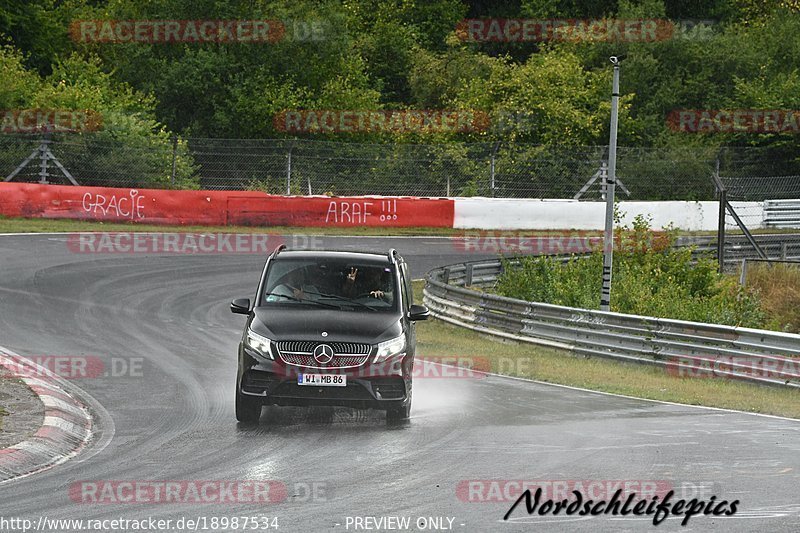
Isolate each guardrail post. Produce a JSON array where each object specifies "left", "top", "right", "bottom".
[
  {"left": 442, "top": 267, "right": 450, "bottom": 285},
  {"left": 465, "top": 263, "right": 474, "bottom": 287}
]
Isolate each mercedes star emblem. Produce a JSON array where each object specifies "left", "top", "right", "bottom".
[{"left": 313, "top": 344, "right": 335, "bottom": 364}]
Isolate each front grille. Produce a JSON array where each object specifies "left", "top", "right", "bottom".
[
  {"left": 276, "top": 341, "right": 372, "bottom": 369},
  {"left": 277, "top": 341, "right": 371, "bottom": 355}
]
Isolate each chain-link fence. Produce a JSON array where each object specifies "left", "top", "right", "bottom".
[
  {"left": 2, "top": 134, "right": 800, "bottom": 203},
  {"left": 712, "top": 147, "right": 800, "bottom": 268},
  {"left": 0, "top": 133, "right": 198, "bottom": 190}
]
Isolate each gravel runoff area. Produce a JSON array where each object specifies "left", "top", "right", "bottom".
[{"left": 0, "top": 366, "right": 44, "bottom": 449}]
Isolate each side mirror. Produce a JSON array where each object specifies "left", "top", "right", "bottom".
[
  {"left": 408, "top": 304, "right": 430, "bottom": 321},
  {"left": 230, "top": 298, "right": 251, "bottom": 315}
]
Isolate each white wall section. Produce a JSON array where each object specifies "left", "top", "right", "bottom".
[{"left": 453, "top": 198, "right": 766, "bottom": 231}]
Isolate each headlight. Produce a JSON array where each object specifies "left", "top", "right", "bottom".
[
  {"left": 374, "top": 335, "right": 406, "bottom": 363},
  {"left": 245, "top": 329, "right": 273, "bottom": 361}
]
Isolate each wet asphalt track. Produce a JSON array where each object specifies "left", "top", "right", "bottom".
[{"left": 0, "top": 233, "right": 798, "bottom": 533}]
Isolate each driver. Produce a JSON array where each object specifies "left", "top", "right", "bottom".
[{"left": 267, "top": 268, "right": 319, "bottom": 301}]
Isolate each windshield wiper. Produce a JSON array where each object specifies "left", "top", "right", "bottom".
[{"left": 262, "top": 292, "right": 340, "bottom": 309}]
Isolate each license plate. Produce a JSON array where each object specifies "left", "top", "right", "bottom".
[{"left": 298, "top": 373, "right": 346, "bottom": 387}]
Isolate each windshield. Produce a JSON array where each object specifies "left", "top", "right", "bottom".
[{"left": 261, "top": 257, "right": 397, "bottom": 311}]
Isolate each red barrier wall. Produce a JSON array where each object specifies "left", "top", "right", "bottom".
[{"left": 0, "top": 183, "right": 454, "bottom": 228}]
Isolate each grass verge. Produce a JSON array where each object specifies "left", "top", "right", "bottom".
[
  {"left": 0, "top": 215, "right": 722, "bottom": 238},
  {"left": 746, "top": 262, "right": 800, "bottom": 333},
  {"left": 413, "top": 281, "right": 800, "bottom": 419},
  {"left": 0, "top": 215, "right": 467, "bottom": 236}
]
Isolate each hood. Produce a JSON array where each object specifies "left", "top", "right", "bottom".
[{"left": 250, "top": 306, "right": 402, "bottom": 343}]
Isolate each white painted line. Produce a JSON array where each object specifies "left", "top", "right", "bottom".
[
  {"left": 39, "top": 395, "right": 85, "bottom": 418},
  {"left": 42, "top": 416, "right": 88, "bottom": 438},
  {"left": 17, "top": 377, "right": 63, "bottom": 392},
  {"left": 9, "top": 440, "right": 58, "bottom": 456}
]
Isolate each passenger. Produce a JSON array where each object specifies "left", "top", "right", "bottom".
[{"left": 343, "top": 267, "right": 392, "bottom": 301}]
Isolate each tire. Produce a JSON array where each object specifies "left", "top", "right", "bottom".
[
  {"left": 386, "top": 397, "right": 411, "bottom": 423},
  {"left": 236, "top": 388, "right": 262, "bottom": 423}
]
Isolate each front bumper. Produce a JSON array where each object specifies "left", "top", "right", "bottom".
[{"left": 238, "top": 347, "right": 411, "bottom": 410}]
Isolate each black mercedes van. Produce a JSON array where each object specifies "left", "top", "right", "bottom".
[{"left": 230, "top": 246, "right": 429, "bottom": 423}]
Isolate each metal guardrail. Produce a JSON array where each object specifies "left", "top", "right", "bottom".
[
  {"left": 679, "top": 235, "right": 800, "bottom": 265},
  {"left": 764, "top": 199, "right": 800, "bottom": 229},
  {"left": 423, "top": 257, "right": 800, "bottom": 389}
]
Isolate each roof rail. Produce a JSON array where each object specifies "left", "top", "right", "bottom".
[
  {"left": 387, "top": 248, "right": 398, "bottom": 263},
  {"left": 271, "top": 244, "right": 287, "bottom": 257}
]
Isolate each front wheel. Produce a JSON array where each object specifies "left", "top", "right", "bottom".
[
  {"left": 386, "top": 397, "right": 411, "bottom": 423},
  {"left": 236, "top": 388, "right": 262, "bottom": 423}
]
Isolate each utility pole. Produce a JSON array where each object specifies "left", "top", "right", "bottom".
[{"left": 600, "top": 56, "right": 620, "bottom": 312}]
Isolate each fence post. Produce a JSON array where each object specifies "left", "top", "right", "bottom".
[
  {"left": 6, "top": 133, "right": 78, "bottom": 185},
  {"left": 714, "top": 158, "right": 726, "bottom": 273},
  {"left": 286, "top": 141, "right": 294, "bottom": 195},
  {"left": 170, "top": 134, "right": 178, "bottom": 187},
  {"left": 739, "top": 258, "right": 748, "bottom": 286},
  {"left": 38, "top": 135, "right": 50, "bottom": 184},
  {"left": 600, "top": 57, "right": 620, "bottom": 312},
  {"left": 465, "top": 263, "right": 474, "bottom": 287},
  {"left": 490, "top": 140, "right": 500, "bottom": 197}
]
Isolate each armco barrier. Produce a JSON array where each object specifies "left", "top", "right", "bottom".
[
  {"left": 423, "top": 258, "right": 800, "bottom": 388},
  {"left": 0, "top": 182, "right": 454, "bottom": 228}
]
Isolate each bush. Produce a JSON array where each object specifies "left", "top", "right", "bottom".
[{"left": 495, "top": 215, "right": 767, "bottom": 328}]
